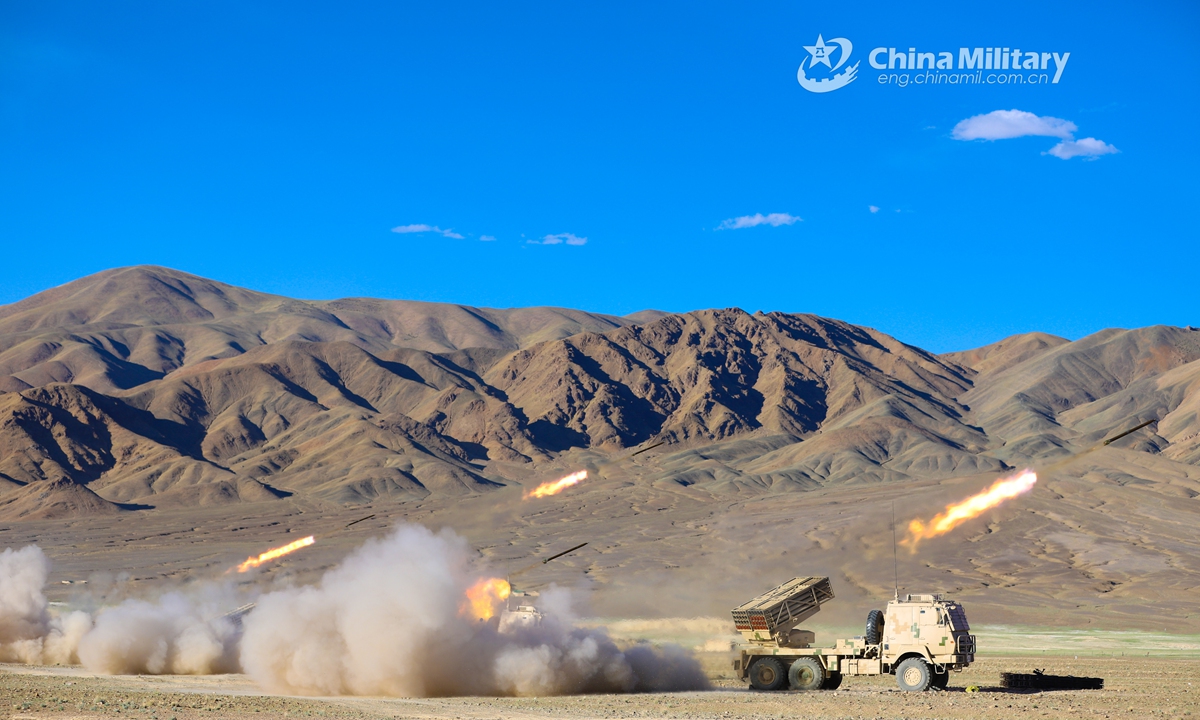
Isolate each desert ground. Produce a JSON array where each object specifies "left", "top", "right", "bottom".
[
  {"left": 2, "top": 466, "right": 1197, "bottom": 718},
  {"left": 2, "top": 655, "right": 1197, "bottom": 720},
  {"left": 9, "top": 457, "right": 1197, "bottom": 634}
]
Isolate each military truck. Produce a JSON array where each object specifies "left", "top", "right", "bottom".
[{"left": 731, "top": 577, "right": 976, "bottom": 692}]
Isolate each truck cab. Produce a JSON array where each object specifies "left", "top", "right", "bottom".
[{"left": 878, "top": 594, "right": 976, "bottom": 690}]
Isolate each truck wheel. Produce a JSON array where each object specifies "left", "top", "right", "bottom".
[
  {"left": 824, "top": 672, "right": 843, "bottom": 690},
  {"left": 748, "top": 658, "right": 787, "bottom": 691},
  {"left": 896, "top": 657, "right": 932, "bottom": 692},
  {"left": 931, "top": 670, "right": 949, "bottom": 689},
  {"left": 787, "top": 657, "right": 824, "bottom": 691},
  {"left": 865, "top": 610, "right": 884, "bottom": 645}
]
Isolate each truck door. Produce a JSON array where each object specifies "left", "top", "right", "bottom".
[
  {"left": 885, "top": 605, "right": 915, "bottom": 647},
  {"left": 922, "top": 607, "right": 951, "bottom": 652}
]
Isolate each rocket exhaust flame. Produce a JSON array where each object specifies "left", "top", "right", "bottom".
[
  {"left": 903, "top": 470, "right": 1037, "bottom": 550},
  {"left": 525, "top": 470, "right": 588, "bottom": 499},
  {"left": 463, "top": 577, "right": 511, "bottom": 620},
  {"left": 517, "top": 441, "right": 662, "bottom": 501},
  {"left": 236, "top": 536, "right": 316, "bottom": 572}
]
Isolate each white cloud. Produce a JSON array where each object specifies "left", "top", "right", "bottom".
[
  {"left": 952, "top": 109, "right": 1076, "bottom": 141},
  {"left": 869, "top": 205, "right": 880, "bottom": 213},
  {"left": 716, "top": 213, "right": 801, "bottom": 230},
  {"left": 391, "top": 224, "right": 464, "bottom": 240},
  {"left": 952, "top": 109, "right": 1118, "bottom": 161},
  {"left": 1045, "top": 137, "right": 1119, "bottom": 160},
  {"left": 480, "top": 235, "right": 497, "bottom": 242},
  {"left": 528, "top": 232, "right": 587, "bottom": 246}
]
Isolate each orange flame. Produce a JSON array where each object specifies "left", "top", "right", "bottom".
[
  {"left": 236, "top": 536, "right": 316, "bottom": 572},
  {"left": 463, "top": 577, "right": 511, "bottom": 620},
  {"left": 903, "top": 470, "right": 1037, "bottom": 550},
  {"left": 525, "top": 470, "right": 588, "bottom": 499}
]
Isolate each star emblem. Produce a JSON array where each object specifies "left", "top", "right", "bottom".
[{"left": 804, "top": 35, "right": 837, "bottom": 69}]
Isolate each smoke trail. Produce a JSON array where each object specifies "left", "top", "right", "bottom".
[
  {"left": 0, "top": 545, "right": 92, "bottom": 665},
  {"left": 239, "top": 524, "right": 710, "bottom": 696}
]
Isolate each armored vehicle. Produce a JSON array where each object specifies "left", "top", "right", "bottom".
[{"left": 732, "top": 576, "right": 975, "bottom": 692}]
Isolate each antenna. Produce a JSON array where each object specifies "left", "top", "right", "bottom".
[{"left": 892, "top": 501, "right": 899, "bottom": 601}]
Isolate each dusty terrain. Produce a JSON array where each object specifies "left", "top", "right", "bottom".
[
  {"left": 1, "top": 655, "right": 1196, "bottom": 719},
  {"left": 4, "top": 453, "right": 1197, "bottom": 633}
]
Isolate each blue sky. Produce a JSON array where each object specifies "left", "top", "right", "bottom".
[{"left": 1, "top": 1, "right": 1197, "bottom": 352}]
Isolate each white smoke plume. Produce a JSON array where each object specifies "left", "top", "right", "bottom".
[
  {"left": 0, "top": 544, "right": 91, "bottom": 665},
  {"left": 77, "top": 589, "right": 241, "bottom": 675},
  {"left": 0, "top": 543, "right": 240, "bottom": 673},
  {"left": 240, "top": 524, "right": 710, "bottom": 696},
  {"left": 0, "top": 528, "right": 710, "bottom": 695}
]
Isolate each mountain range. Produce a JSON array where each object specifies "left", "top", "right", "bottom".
[{"left": 1, "top": 265, "right": 1197, "bottom": 520}]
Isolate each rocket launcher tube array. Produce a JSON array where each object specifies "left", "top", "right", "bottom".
[{"left": 730, "top": 576, "right": 835, "bottom": 643}]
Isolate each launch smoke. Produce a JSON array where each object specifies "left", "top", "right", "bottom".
[
  {"left": 0, "top": 528, "right": 708, "bottom": 696},
  {"left": 77, "top": 589, "right": 242, "bottom": 675},
  {"left": 0, "top": 545, "right": 90, "bottom": 665},
  {"left": 0, "top": 545, "right": 247, "bottom": 675},
  {"left": 239, "top": 524, "right": 709, "bottom": 696}
]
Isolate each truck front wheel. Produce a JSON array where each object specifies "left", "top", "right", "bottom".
[
  {"left": 748, "top": 658, "right": 787, "bottom": 691},
  {"left": 895, "top": 657, "right": 932, "bottom": 692},
  {"left": 787, "top": 657, "right": 824, "bottom": 691}
]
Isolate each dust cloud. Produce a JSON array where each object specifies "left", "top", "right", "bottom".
[
  {"left": 77, "top": 589, "right": 241, "bottom": 675},
  {"left": 0, "top": 543, "right": 242, "bottom": 673},
  {"left": 240, "top": 524, "right": 710, "bottom": 696},
  {"left": 0, "top": 545, "right": 90, "bottom": 665},
  {"left": 0, "top": 527, "right": 709, "bottom": 697}
]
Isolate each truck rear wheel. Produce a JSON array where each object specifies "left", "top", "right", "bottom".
[
  {"left": 896, "top": 657, "right": 932, "bottom": 692},
  {"left": 787, "top": 657, "right": 824, "bottom": 691},
  {"left": 824, "top": 671, "right": 843, "bottom": 690},
  {"left": 931, "top": 670, "right": 949, "bottom": 689},
  {"left": 748, "top": 657, "right": 787, "bottom": 691},
  {"left": 865, "top": 609, "right": 884, "bottom": 645}
]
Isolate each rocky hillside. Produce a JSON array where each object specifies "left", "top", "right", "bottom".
[{"left": 0, "top": 266, "right": 1197, "bottom": 518}]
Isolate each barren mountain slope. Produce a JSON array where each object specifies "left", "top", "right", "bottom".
[
  {"left": 0, "top": 266, "right": 634, "bottom": 393},
  {"left": 488, "top": 309, "right": 1012, "bottom": 490},
  {"left": 0, "top": 268, "right": 1197, "bottom": 522},
  {"left": 0, "top": 343, "right": 525, "bottom": 507},
  {"left": 0, "top": 305, "right": 1006, "bottom": 507},
  {"left": 0, "top": 383, "right": 290, "bottom": 507},
  {"left": 942, "top": 331, "right": 1069, "bottom": 375},
  {"left": 955, "top": 326, "right": 1200, "bottom": 463}
]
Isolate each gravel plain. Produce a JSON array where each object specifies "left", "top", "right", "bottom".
[{"left": 1, "top": 655, "right": 1196, "bottom": 720}]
